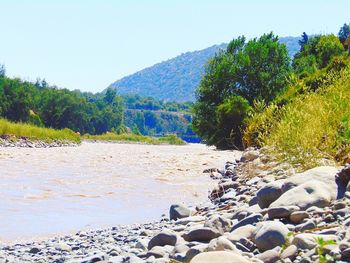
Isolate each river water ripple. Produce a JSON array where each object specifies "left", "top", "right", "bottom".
[{"left": 0, "top": 142, "right": 239, "bottom": 244}]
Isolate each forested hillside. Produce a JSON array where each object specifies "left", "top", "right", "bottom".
[
  {"left": 0, "top": 72, "right": 195, "bottom": 140},
  {"left": 109, "top": 37, "right": 300, "bottom": 102}
]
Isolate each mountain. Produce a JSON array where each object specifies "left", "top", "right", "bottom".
[{"left": 108, "top": 37, "right": 300, "bottom": 102}]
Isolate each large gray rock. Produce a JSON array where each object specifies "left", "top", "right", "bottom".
[
  {"left": 183, "top": 227, "right": 220, "bottom": 242},
  {"left": 225, "top": 225, "right": 256, "bottom": 242},
  {"left": 254, "top": 221, "right": 289, "bottom": 252},
  {"left": 281, "top": 166, "right": 339, "bottom": 192},
  {"left": 206, "top": 236, "right": 238, "bottom": 252},
  {"left": 190, "top": 251, "right": 252, "bottom": 263},
  {"left": 204, "top": 215, "right": 232, "bottom": 235},
  {"left": 257, "top": 166, "right": 339, "bottom": 210},
  {"left": 270, "top": 180, "right": 335, "bottom": 210},
  {"left": 148, "top": 230, "right": 178, "bottom": 250},
  {"left": 256, "top": 182, "right": 283, "bottom": 208},
  {"left": 169, "top": 204, "right": 194, "bottom": 220}
]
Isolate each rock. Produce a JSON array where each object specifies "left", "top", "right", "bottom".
[
  {"left": 256, "top": 249, "right": 280, "bottom": 263},
  {"left": 146, "top": 245, "right": 173, "bottom": 258},
  {"left": 253, "top": 221, "right": 289, "bottom": 252},
  {"left": 231, "top": 213, "right": 263, "bottom": 231},
  {"left": 81, "top": 253, "right": 107, "bottom": 263},
  {"left": 55, "top": 242, "right": 72, "bottom": 252},
  {"left": 184, "top": 244, "right": 208, "bottom": 261},
  {"left": 172, "top": 242, "right": 189, "bottom": 254},
  {"left": 256, "top": 182, "right": 283, "bottom": 208},
  {"left": 175, "top": 216, "right": 205, "bottom": 225},
  {"left": 203, "top": 168, "right": 219, "bottom": 173},
  {"left": 240, "top": 150, "right": 260, "bottom": 162},
  {"left": 210, "top": 182, "right": 240, "bottom": 199},
  {"left": 295, "top": 219, "right": 316, "bottom": 232},
  {"left": 334, "top": 201, "right": 347, "bottom": 210},
  {"left": 339, "top": 241, "right": 350, "bottom": 251},
  {"left": 190, "top": 251, "right": 252, "bottom": 263},
  {"left": 281, "top": 244, "right": 298, "bottom": 260},
  {"left": 270, "top": 180, "right": 335, "bottom": 210},
  {"left": 341, "top": 247, "right": 350, "bottom": 261},
  {"left": 289, "top": 211, "right": 310, "bottom": 224},
  {"left": 282, "top": 166, "right": 339, "bottom": 192},
  {"left": 183, "top": 227, "right": 220, "bottom": 242},
  {"left": 28, "top": 247, "right": 41, "bottom": 254},
  {"left": 292, "top": 233, "right": 338, "bottom": 250},
  {"left": 336, "top": 165, "right": 350, "bottom": 198},
  {"left": 204, "top": 215, "right": 232, "bottom": 235},
  {"left": 169, "top": 204, "right": 194, "bottom": 220},
  {"left": 228, "top": 225, "right": 257, "bottom": 240},
  {"left": 343, "top": 217, "right": 350, "bottom": 227},
  {"left": 267, "top": 206, "right": 299, "bottom": 219},
  {"left": 135, "top": 238, "right": 149, "bottom": 250},
  {"left": 148, "top": 230, "right": 178, "bottom": 250},
  {"left": 207, "top": 236, "right": 238, "bottom": 252}
]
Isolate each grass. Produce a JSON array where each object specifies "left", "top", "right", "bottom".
[
  {"left": 244, "top": 67, "right": 350, "bottom": 169},
  {"left": 0, "top": 118, "right": 81, "bottom": 143},
  {"left": 82, "top": 132, "right": 186, "bottom": 145}
]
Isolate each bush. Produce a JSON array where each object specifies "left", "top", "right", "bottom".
[{"left": 244, "top": 67, "right": 350, "bottom": 168}]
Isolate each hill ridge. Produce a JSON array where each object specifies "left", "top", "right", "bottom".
[{"left": 109, "top": 37, "right": 300, "bottom": 102}]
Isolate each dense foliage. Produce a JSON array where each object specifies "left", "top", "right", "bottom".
[
  {"left": 192, "top": 33, "right": 291, "bottom": 149},
  {"left": 0, "top": 76, "right": 194, "bottom": 140},
  {"left": 243, "top": 28, "right": 350, "bottom": 168},
  {"left": 109, "top": 37, "right": 300, "bottom": 102},
  {"left": 0, "top": 76, "right": 124, "bottom": 135}
]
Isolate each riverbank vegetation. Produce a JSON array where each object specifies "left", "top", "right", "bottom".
[
  {"left": 193, "top": 23, "right": 350, "bottom": 168},
  {"left": 83, "top": 132, "right": 186, "bottom": 145},
  {"left": 0, "top": 118, "right": 81, "bottom": 143},
  {"left": 0, "top": 70, "right": 195, "bottom": 142}
]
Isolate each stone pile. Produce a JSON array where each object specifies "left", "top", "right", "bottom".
[{"left": 0, "top": 136, "right": 79, "bottom": 148}]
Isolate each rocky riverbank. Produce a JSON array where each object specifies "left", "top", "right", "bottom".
[
  {"left": 2, "top": 148, "right": 350, "bottom": 262},
  {"left": 0, "top": 136, "right": 79, "bottom": 148}
]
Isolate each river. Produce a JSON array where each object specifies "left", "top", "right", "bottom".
[{"left": 0, "top": 142, "right": 240, "bottom": 244}]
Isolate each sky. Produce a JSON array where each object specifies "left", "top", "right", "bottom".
[{"left": 0, "top": 0, "right": 349, "bottom": 93}]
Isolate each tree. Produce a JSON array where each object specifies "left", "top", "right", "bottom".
[
  {"left": 316, "top": 35, "right": 344, "bottom": 68},
  {"left": 293, "top": 34, "right": 344, "bottom": 75},
  {"left": 192, "top": 33, "right": 291, "bottom": 149},
  {"left": 298, "top": 32, "right": 309, "bottom": 51},
  {"left": 0, "top": 64, "right": 5, "bottom": 77},
  {"left": 338, "top": 23, "right": 350, "bottom": 43},
  {"left": 104, "top": 87, "right": 117, "bottom": 105}
]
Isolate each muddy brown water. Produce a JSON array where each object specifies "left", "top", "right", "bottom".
[{"left": 0, "top": 142, "right": 240, "bottom": 244}]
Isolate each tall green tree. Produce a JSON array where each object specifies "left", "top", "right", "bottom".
[
  {"left": 193, "top": 33, "right": 291, "bottom": 149},
  {"left": 338, "top": 23, "right": 350, "bottom": 43}
]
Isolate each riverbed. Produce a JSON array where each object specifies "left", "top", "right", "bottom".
[{"left": 0, "top": 142, "right": 240, "bottom": 244}]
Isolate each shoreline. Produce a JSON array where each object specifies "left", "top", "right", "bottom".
[
  {"left": 0, "top": 136, "right": 79, "bottom": 148},
  {"left": 2, "top": 148, "right": 350, "bottom": 262}
]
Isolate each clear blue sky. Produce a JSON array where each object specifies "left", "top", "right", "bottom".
[{"left": 0, "top": 0, "right": 349, "bottom": 93}]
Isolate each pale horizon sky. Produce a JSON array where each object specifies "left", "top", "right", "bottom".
[{"left": 0, "top": 0, "right": 349, "bottom": 93}]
